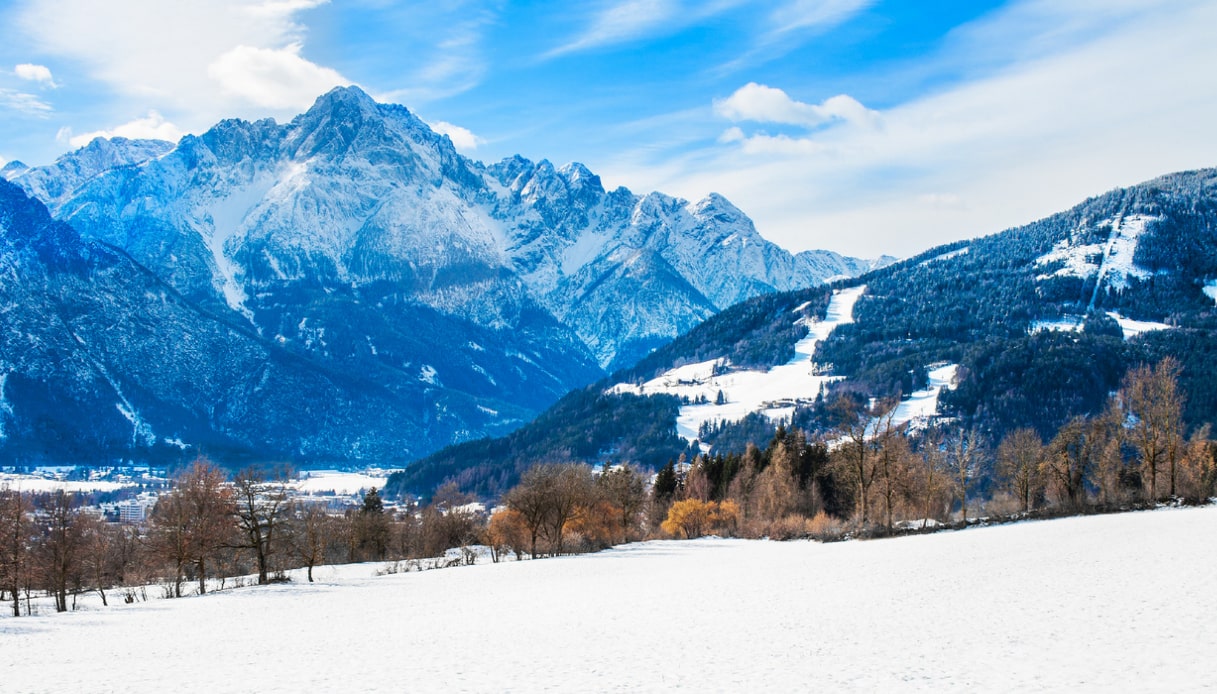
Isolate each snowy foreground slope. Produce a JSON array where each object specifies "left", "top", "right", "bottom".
[{"left": 4, "top": 507, "right": 1216, "bottom": 692}]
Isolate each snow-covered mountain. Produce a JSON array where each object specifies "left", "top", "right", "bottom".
[
  {"left": 0, "top": 179, "right": 505, "bottom": 464},
  {"left": 4, "top": 86, "right": 879, "bottom": 464},
  {"left": 14, "top": 86, "right": 882, "bottom": 371}
]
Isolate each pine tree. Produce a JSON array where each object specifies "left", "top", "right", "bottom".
[{"left": 653, "top": 461, "right": 678, "bottom": 502}]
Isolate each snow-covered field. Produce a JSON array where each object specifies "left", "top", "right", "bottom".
[
  {"left": 1105, "top": 311, "right": 1172, "bottom": 340},
  {"left": 0, "top": 474, "right": 131, "bottom": 493},
  {"left": 291, "top": 469, "right": 389, "bottom": 495},
  {"left": 4, "top": 506, "right": 1215, "bottom": 692}
]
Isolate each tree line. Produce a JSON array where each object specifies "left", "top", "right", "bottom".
[
  {"left": 0, "top": 462, "right": 497, "bottom": 617},
  {"left": 4, "top": 358, "right": 1213, "bottom": 618},
  {"left": 493, "top": 356, "right": 1216, "bottom": 550},
  {"left": 653, "top": 356, "right": 1216, "bottom": 540}
]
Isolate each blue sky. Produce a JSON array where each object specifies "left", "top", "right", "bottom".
[{"left": 2, "top": 0, "right": 1216, "bottom": 258}]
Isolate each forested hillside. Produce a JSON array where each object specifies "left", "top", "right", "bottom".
[
  {"left": 822, "top": 168, "right": 1217, "bottom": 439},
  {"left": 389, "top": 168, "right": 1217, "bottom": 499}
]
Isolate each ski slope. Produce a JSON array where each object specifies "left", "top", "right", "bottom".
[
  {"left": 2, "top": 506, "right": 1215, "bottom": 692},
  {"left": 884, "top": 363, "right": 959, "bottom": 430},
  {"left": 611, "top": 286, "right": 866, "bottom": 447}
]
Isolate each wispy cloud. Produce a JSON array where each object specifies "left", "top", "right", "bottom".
[
  {"left": 366, "top": 5, "right": 496, "bottom": 105},
  {"left": 768, "top": 0, "right": 874, "bottom": 34},
  {"left": 710, "top": 0, "right": 872, "bottom": 76},
  {"left": 0, "top": 88, "right": 53, "bottom": 116},
  {"left": 544, "top": 0, "right": 681, "bottom": 58}
]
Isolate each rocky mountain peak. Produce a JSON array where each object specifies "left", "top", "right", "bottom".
[{"left": 1, "top": 160, "right": 30, "bottom": 180}]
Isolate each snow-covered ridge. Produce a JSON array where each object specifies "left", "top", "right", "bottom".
[
  {"left": 609, "top": 286, "right": 866, "bottom": 448},
  {"left": 920, "top": 246, "right": 970, "bottom": 266}
]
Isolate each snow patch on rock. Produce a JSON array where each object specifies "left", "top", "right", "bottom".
[{"left": 419, "top": 364, "right": 439, "bottom": 385}]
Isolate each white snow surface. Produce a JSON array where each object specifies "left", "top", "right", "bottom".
[
  {"left": 291, "top": 470, "right": 390, "bottom": 495},
  {"left": 0, "top": 473, "right": 131, "bottom": 493},
  {"left": 1204, "top": 280, "right": 1217, "bottom": 304},
  {"left": 1030, "top": 317, "right": 1084, "bottom": 333},
  {"left": 1106, "top": 311, "right": 1171, "bottom": 340},
  {"left": 1035, "top": 214, "right": 1157, "bottom": 292},
  {"left": 1032, "top": 312, "right": 1171, "bottom": 340},
  {"left": 920, "top": 246, "right": 970, "bottom": 265},
  {"left": 4, "top": 506, "right": 1216, "bottom": 692},
  {"left": 883, "top": 363, "right": 959, "bottom": 430},
  {"left": 610, "top": 286, "right": 865, "bottom": 445}
]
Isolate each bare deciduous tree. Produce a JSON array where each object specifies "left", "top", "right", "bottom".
[
  {"left": 231, "top": 466, "right": 292, "bottom": 585},
  {"left": 945, "top": 429, "right": 986, "bottom": 521},
  {"left": 1120, "top": 357, "right": 1184, "bottom": 500},
  {"left": 35, "top": 491, "right": 84, "bottom": 613},
  {"left": 829, "top": 396, "right": 880, "bottom": 525},
  {"left": 286, "top": 503, "right": 334, "bottom": 582},
  {"left": 150, "top": 458, "right": 233, "bottom": 597},
  {"left": 504, "top": 463, "right": 594, "bottom": 557},
  {"left": 1043, "top": 417, "right": 1096, "bottom": 510},
  {"left": 996, "top": 428, "right": 1045, "bottom": 513},
  {"left": 0, "top": 489, "right": 31, "bottom": 616},
  {"left": 872, "top": 412, "right": 913, "bottom": 529}
]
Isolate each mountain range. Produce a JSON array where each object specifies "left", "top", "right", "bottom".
[
  {"left": 0, "top": 86, "right": 883, "bottom": 465},
  {"left": 387, "top": 168, "right": 1217, "bottom": 497}
]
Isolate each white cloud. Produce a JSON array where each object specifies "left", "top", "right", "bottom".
[
  {"left": 430, "top": 121, "right": 484, "bottom": 153},
  {"left": 208, "top": 43, "right": 350, "bottom": 110},
  {"left": 605, "top": 0, "right": 1217, "bottom": 259},
  {"left": 714, "top": 82, "right": 878, "bottom": 129},
  {"left": 64, "top": 111, "right": 184, "bottom": 148},
  {"left": 0, "top": 89, "right": 52, "bottom": 115},
  {"left": 15, "top": 0, "right": 340, "bottom": 132},
  {"left": 14, "top": 63, "right": 57, "bottom": 87}
]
